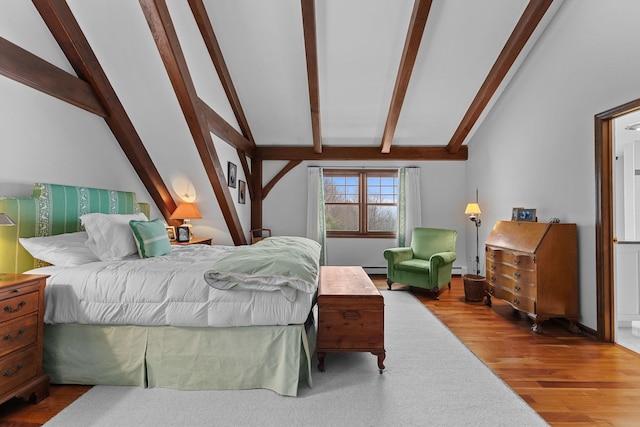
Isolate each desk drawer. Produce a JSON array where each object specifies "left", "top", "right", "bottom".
[{"left": 489, "top": 286, "right": 536, "bottom": 314}]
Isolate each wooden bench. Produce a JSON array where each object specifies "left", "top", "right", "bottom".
[{"left": 316, "top": 266, "right": 385, "bottom": 373}]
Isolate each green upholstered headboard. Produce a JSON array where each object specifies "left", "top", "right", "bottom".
[{"left": 0, "top": 183, "right": 150, "bottom": 274}]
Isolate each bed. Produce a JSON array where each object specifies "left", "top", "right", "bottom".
[{"left": 0, "top": 183, "right": 320, "bottom": 396}]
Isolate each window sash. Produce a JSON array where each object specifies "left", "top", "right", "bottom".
[{"left": 323, "top": 170, "right": 398, "bottom": 238}]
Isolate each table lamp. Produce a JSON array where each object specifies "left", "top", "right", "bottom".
[{"left": 169, "top": 203, "right": 201, "bottom": 241}]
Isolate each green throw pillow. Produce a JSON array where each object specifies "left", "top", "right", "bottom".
[{"left": 129, "top": 218, "right": 172, "bottom": 258}]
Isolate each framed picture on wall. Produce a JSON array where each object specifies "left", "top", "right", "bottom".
[
  {"left": 228, "top": 162, "right": 237, "bottom": 188},
  {"left": 238, "top": 180, "right": 246, "bottom": 204}
]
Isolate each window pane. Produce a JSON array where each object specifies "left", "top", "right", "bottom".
[
  {"left": 325, "top": 205, "right": 359, "bottom": 231},
  {"left": 324, "top": 176, "right": 359, "bottom": 203},
  {"left": 368, "top": 205, "right": 397, "bottom": 232}
]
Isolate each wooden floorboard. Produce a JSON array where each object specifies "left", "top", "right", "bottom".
[{"left": 1, "top": 276, "right": 639, "bottom": 426}]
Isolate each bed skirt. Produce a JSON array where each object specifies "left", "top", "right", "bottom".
[{"left": 43, "top": 318, "right": 316, "bottom": 397}]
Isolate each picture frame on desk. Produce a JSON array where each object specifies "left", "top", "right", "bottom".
[
  {"left": 517, "top": 208, "right": 537, "bottom": 222},
  {"left": 176, "top": 225, "right": 191, "bottom": 242},
  {"left": 165, "top": 225, "right": 176, "bottom": 241},
  {"left": 511, "top": 207, "right": 524, "bottom": 221}
]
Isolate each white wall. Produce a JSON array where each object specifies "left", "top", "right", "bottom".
[
  {"left": 464, "top": 0, "right": 640, "bottom": 330},
  {"left": 262, "top": 160, "right": 468, "bottom": 273},
  {"left": 0, "top": 1, "right": 251, "bottom": 246}
]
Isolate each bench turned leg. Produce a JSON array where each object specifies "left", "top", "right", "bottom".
[
  {"left": 373, "top": 351, "right": 386, "bottom": 373},
  {"left": 317, "top": 352, "right": 326, "bottom": 372}
]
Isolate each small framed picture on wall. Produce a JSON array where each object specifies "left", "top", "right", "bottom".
[
  {"left": 228, "top": 162, "right": 237, "bottom": 188},
  {"left": 238, "top": 180, "right": 246, "bottom": 204}
]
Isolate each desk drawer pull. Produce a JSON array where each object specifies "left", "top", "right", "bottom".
[
  {"left": 513, "top": 298, "right": 520, "bottom": 305},
  {"left": 514, "top": 258, "right": 520, "bottom": 265},
  {"left": 514, "top": 285, "right": 521, "bottom": 291},
  {"left": 514, "top": 272, "right": 521, "bottom": 278},
  {"left": 4, "top": 301, "right": 26, "bottom": 313}
]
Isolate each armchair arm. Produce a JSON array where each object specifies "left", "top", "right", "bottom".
[
  {"left": 383, "top": 247, "right": 414, "bottom": 264},
  {"left": 428, "top": 251, "right": 457, "bottom": 288},
  {"left": 429, "top": 251, "right": 457, "bottom": 267}
]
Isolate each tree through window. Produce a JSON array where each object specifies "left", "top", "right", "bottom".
[{"left": 323, "top": 169, "right": 398, "bottom": 238}]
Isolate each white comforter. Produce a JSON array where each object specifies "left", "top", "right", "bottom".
[{"left": 29, "top": 245, "right": 317, "bottom": 327}]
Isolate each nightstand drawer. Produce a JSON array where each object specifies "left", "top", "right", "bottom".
[
  {"left": 0, "top": 313, "right": 38, "bottom": 358},
  {"left": 0, "top": 292, "right": 39, "bottom": 324},
  {"left": 0, "top": 345, "right": 38, "bottom": 393}
]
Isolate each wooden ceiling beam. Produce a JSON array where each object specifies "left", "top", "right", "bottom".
[
  {"left": 188, "top": 0, "right": 257, "bottom": 159},
  {"left": 256, "top": 145, "right": 467, "bottom": 161},
  {"left": 32, "top": 0, "right": 178, "bottom": 223},
  {"left": 301, "top": 0, "right": 322, "bottom": 154},
  {"left": 199, "top": 98, "right": 255, "bottom": 156},
  {"left": 447, "top": 0, "right": 553, "bottom": 153},
  {"left": 380, "top": 0, "right": 432, "bottom": 154},
  {"left": 140, "top": 0, "right": 246, "bottom": 245},
  {"left": 189, "top": 1, "right": 257, "bottom": 202},
  {"left": 0, "top": 37, "right": 107, "bottom": 117}
]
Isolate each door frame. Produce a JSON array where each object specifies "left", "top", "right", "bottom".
[{"left": 595, "top": 98, "right": 640, "bottom": 342}]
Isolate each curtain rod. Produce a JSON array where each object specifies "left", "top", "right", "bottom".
[{"left": 307, "top": 166, "right": 419, "bottom": 169}]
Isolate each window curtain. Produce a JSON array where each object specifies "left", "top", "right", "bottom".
[
  {"left": 306, "top": 167, "right": 326, "bottom": 265},
  {"left": 398, "top": 167, "right": 422, "bottom": 247}
]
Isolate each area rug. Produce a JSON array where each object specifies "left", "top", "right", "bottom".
[{"left": 44, "top": 290, "right": 547, "bottom": 426}]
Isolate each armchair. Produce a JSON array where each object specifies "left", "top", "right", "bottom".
[{"left": 384, "top": 227, "right": 457, "bottom": 299}]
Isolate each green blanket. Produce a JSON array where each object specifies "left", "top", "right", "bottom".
[{"left": 203, "top": 236, "right": 321, "bottom": 301}]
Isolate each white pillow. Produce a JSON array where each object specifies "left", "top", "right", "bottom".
[
  {"left": 80, "top": 212, "right": 148, "bottom": 261},
  {"left": 19, "top": 231, "right": 99, "bottom": 267}
]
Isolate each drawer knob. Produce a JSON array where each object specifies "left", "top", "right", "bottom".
[
  {"left": 514, "top": 285, "right": 521, "bottom": 291},
  {"left": 513, "top": 298, "right": 520, "bottom": 305},
  {"left": 514, "top": 272, "right": 521, "bottom": 278},
  {"left": 490, "top": 276, "right": 496, "bottom": 282},
  {"left": 490, "top": 253, "right": 495, "bottom": 258},
  {"left": 342, "top": 311, "right": 361, "bottom": 320},
  {"left": 3, "top": 363, "right": 24, "bottom": 378},
  {"left": 3, "top": 328, "right": 25, "bottom": 341},
  {"left": 490, "top": 265, "right": 496, "bottom": 270},
  {"left": 4, "top": 301, "right": 26, "bottom": 313},
  {"left": 514, "top": 258, "right": 520, "bottom": 265}
]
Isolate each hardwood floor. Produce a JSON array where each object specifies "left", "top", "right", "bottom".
[{"left": 2, "top": 276, "right": 640, "bottom": 426}]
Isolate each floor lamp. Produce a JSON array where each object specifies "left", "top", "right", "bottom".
[{"left": 465, "top": 191, "right": 482, "bottom": 276}]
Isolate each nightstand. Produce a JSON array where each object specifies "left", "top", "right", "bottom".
[
  {"left": 0, "top": 274, "right": 50, "bottom": 405},
  {"left": 171, "top": 237, "right": 212, "bottom": 246}
]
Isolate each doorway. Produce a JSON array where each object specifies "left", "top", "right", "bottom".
[{"left": 595, "top": 98, "right": 640, "bottom": 345}]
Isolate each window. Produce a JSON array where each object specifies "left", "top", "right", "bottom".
[{"left": 323, "top": 169, "right": 398, "bottom": 238}]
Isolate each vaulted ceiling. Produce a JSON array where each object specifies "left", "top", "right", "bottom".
[{"left": 0, "top": 0, "right": 563, "bottom": 244}]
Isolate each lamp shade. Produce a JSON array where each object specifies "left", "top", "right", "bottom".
[
  {"left": 0, "top": 213, "right": 15, "bottom": 225},
  {"left": 464, "top": 203, "right": 481, "bottom": 216},
  {"left": 170, "top": 203, "right": 202, "bottom": 220}
]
